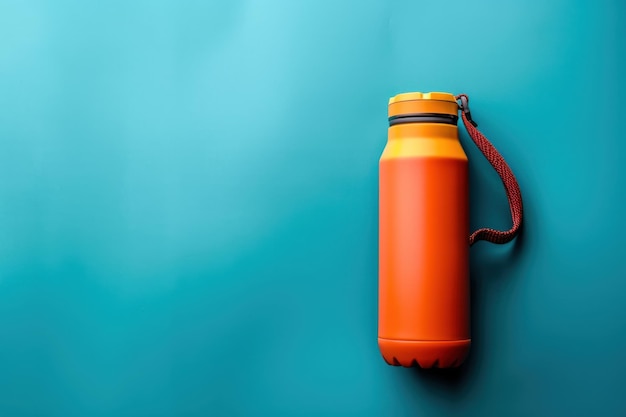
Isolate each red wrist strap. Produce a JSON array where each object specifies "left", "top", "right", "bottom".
[{"left": 456, "top": 94, "right": 523, "bottom": 246}]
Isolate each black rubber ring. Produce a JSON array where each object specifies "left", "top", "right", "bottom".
[{"left": 389, "top": 113, "right": 458, "bottom": 126}]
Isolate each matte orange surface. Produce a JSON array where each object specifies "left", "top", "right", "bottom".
[{"left": 379, "top": 93, "right": 470, "bottom": 368}]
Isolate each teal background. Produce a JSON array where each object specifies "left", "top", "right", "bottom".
[{"left": 0, "top": 0, "right": 625, "bottom": 415}]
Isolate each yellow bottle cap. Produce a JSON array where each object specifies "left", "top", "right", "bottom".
[
  {"left": 388, "top": 92, "right": 457, "bottom": 105},
  {"left": 388, "top": 92, "right": 459, "bottom": 118}
]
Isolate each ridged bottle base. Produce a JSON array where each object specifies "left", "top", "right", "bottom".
[{"left": 378, "top": 338, "right": 471, "bottom": 368}]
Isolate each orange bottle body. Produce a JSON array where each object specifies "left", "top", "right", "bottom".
[{"left": 379, "top": 92, "right": 470, "bottom": 368}]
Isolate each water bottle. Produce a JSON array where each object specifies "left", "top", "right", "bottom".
[{"left": 378, "top": 92, "right": 523, "bottom": 368}]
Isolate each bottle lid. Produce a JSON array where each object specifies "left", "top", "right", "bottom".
[
  {"left": 388, "top": 92, "right": 457, "bottom": 105},
  {"left": 388, "top": 91, "right": 459, "bottom": 120}
]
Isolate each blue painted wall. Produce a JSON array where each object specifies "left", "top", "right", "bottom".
[{"left": 0, "top": 0, "right": 624, "bottom": 415}]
